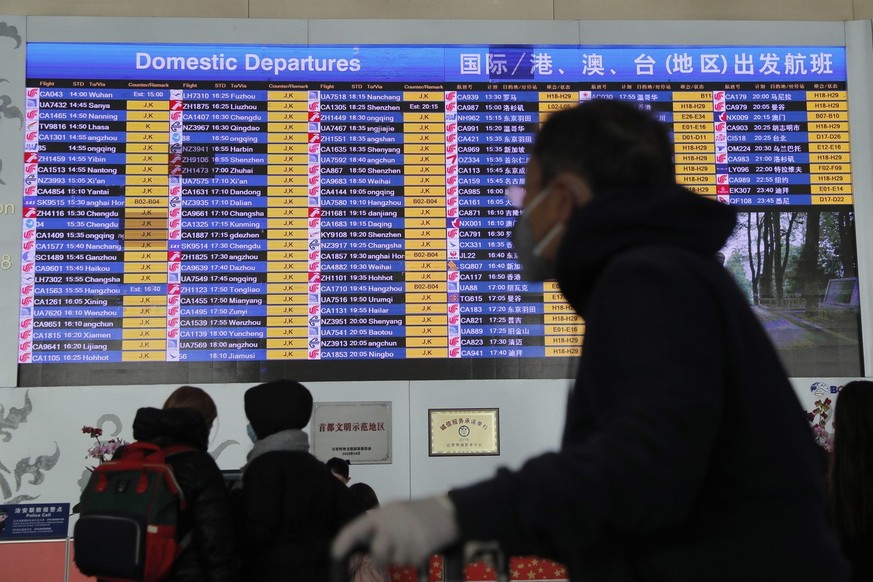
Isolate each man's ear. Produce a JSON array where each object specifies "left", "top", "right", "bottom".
[{"left": 550, "top": 171, "right": 593, "bottom": 214}]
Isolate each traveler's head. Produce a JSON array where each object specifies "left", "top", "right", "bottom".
[
  {"left": 326, "top": 457, "right": 351, "bottom": 484},
  {"left": 531, "top": 99, "right": 674, "bottom": 196},
  {"left": 164, "top": 385, "right": 217, "bottom": 429},
  {"left": 512, "top": 100, "right": 675, "bottom": 271},
  {"left": 244, "top": 379, "right": 313, "bottom": 440},
  {"left": 833, "top": 380, "right": 873, "bottom": 450},
  {"left": 348, "top": 482, "right": 380, "bottom": 511},
  {"left": 829, "top": 380, "right": 873, "bottom": 537}
]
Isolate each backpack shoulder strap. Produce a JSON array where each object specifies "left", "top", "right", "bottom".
[{"left": 157, "top": 443, "right": 198, "bottom": 549}]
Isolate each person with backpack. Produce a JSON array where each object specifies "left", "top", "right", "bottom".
[
  {"left": 75, "top": 385, "right": 239, "bottom": 582},
  {"left": 131, "top": 385, "right": 241, "bottom": 582},
  {"left": 237, "top": 379, "right": 362, "bottom": 582}
]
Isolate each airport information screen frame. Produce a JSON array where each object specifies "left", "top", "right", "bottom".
[{"left": 17, "top": 42, "right": 863, "bottom": 386}]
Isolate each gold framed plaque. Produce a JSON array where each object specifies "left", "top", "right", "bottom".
[{"left": 428, "top": 408, "right": 499, "bottom": 456}]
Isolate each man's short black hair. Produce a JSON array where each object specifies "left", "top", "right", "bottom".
[{"left": 532, "top": 99, "right": 675, "bottom": 193}]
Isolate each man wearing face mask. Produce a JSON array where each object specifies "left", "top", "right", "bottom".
[
  {"left": 238, "top": 379, "right": 362, "bottom": 581},
  {"left": 333, "top": 100, "right": 849, "bottom": 581}
]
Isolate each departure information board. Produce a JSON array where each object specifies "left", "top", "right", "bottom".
[{"left": 18, "top": 44, "right": 851, "bottom": 385}]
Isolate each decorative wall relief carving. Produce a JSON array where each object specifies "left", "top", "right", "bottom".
[
  {"left": 0, "top": 20, "right": 22, "bottom": 187},
  {"left": 0, "top": 391, "right": 60, "bottom": 503},
  {"left": 0, "top": 22, "right": 22, "bottom": 48}
]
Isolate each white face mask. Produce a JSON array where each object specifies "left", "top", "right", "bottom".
[{"left": 510, "top": 188, "right": 565, "bottom": 281}]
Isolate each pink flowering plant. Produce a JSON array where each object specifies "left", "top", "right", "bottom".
[
  {"left": 74, "top": 426, "right": 127, "bottom": 514},
  {"left": 807, "top": 399, "right": 834, "bottom": 452},
  {"left": 82, "top": 425, "right": 126, "bottom": 464}
]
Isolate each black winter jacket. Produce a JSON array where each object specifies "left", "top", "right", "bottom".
[
  {"left": 132, "top": 407, "right": 240, "bottom": 582},
  {"left": 449, "top": 186, "right": 850, "bottom": 581},
  {"left": 237, "top": 448, "right": 363, "bottom": 582}
]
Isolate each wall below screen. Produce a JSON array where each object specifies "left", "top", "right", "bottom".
[
  {"left": 0, "top": 379, "right": 570, "bottom": 531},
  {"left": 0, "top": 377, "right": 853, "bottom": 525},
  {"left": 0, "top": 378, "right": 572, "bottom": 581}
]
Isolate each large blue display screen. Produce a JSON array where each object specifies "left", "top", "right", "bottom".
[{"left": 17, "top": 43, "right": 861, "bottom": 385}]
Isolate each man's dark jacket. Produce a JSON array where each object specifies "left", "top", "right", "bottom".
[
  {"left": 132, "top": 407, "right": 240, "bottom": 582},
  {"left": 449, "top": 186, "right": 849, "bottom": 581},
  {"left": 237, "top": 448, "right": 362, "bottom": 582}
]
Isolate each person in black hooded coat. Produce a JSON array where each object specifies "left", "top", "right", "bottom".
[
  {"left": 333, "top": 100, "right": 850, "bottom": 581},
  {"left": 131, "top": 386, "right": 239, "bottom": 582},
  {"left": 237, "top": 379, "right": 362, "bottom": 582}
]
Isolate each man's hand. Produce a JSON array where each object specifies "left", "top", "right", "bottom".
[{"left": 332, "top": 495, "right": 460, "bottom": 567}]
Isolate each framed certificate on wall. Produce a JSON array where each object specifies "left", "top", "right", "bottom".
[{"left": 428, "top": 409, "right": 499, "bottom": 456}]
